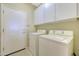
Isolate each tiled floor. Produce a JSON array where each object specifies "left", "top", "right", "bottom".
[{"left": 9, "top": 48, "right": 32, "bottom": 56}]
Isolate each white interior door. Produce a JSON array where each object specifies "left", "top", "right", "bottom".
[{"left": 2, "top": 7, "right": 27, "bottom": 55}]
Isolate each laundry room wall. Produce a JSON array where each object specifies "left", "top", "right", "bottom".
[
  {"left": 0, "top": 3, "right": 1, "bottom": 55},
  {"left": 1, "top": 3, "right": 36, "bottom": 51},
  {"left": 35, "top": 18, "right": 79, "bottom": 55}
]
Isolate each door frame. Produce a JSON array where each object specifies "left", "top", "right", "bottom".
[{"left": 1, "top": 4, "right": 5, "bottom": 56}]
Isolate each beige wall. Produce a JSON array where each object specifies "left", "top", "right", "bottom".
[{"left": 36, "top": 18, "right": 79, "bottom": 55}]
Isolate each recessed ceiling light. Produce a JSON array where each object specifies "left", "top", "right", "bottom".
[{"left": 44, "top": 3, "right": 51, "bottom": 8}]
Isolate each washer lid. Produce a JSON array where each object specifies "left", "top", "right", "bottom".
[
  {"left": 40, "top": 30, "right": 73, "bottom": 45},
  {"left": 40, "top": 35, "right": 73, "bottom": 45},
  {"left": 53, "top": 35, "right": 73, "bottom": 44}
]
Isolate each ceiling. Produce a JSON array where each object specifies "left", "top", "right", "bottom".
[{"left": 31, "top": 3, "right": 42, "bottom": 7}]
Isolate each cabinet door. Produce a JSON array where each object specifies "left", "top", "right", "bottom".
[
  {"left": 34, "top": 9, "right": 39, "bottom": 25},
  {"left": 34, "top": 3, "right": 55, "bottom": 25},
  {"left": 39, "top": 5, "right": 45, "bottom": 24},
  {"left": 44, "top": 3, "right": 55, "bottom": 23},
  {"left": 34, "top": 5, "right": 45, "bottom": 25},
  {"left": 56, "top": 3, "right": 76, "bottom": 21}
]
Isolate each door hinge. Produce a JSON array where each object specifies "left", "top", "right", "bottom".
[
  {"left": 3, "top": 29, "right": 4, "bottom": 32},
  {"left": 3, "top": 48, "right": 4, "bottom": 51},
  {"left": 3, "top": 10, "right": 4, "bottom": 14}
]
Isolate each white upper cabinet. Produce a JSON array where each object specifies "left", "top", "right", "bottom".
[
  {"left": 34, "top": 5, "right": 45, "bottom": 25},
  {"left": 55, "top": 3, "right": 77, "bottom": 21},
  {"left": 34, "top": 3, "right": 77, "bottom": 25},
  {"left": 34, "top": 3, "right": 55, "bottom": 25},
  {"left": 43, "top": 3, "right": 55, "bottom": 23},
  {"left": 34, "top": 7, "right": 40, "bottom": 25}
]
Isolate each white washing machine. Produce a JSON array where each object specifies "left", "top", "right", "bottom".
[
  {"left": 39, "top": 30, "right": 73, "bottom": 56},
  {"left": 29, "top": 30, "right": 47, "bottom": 56}
]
